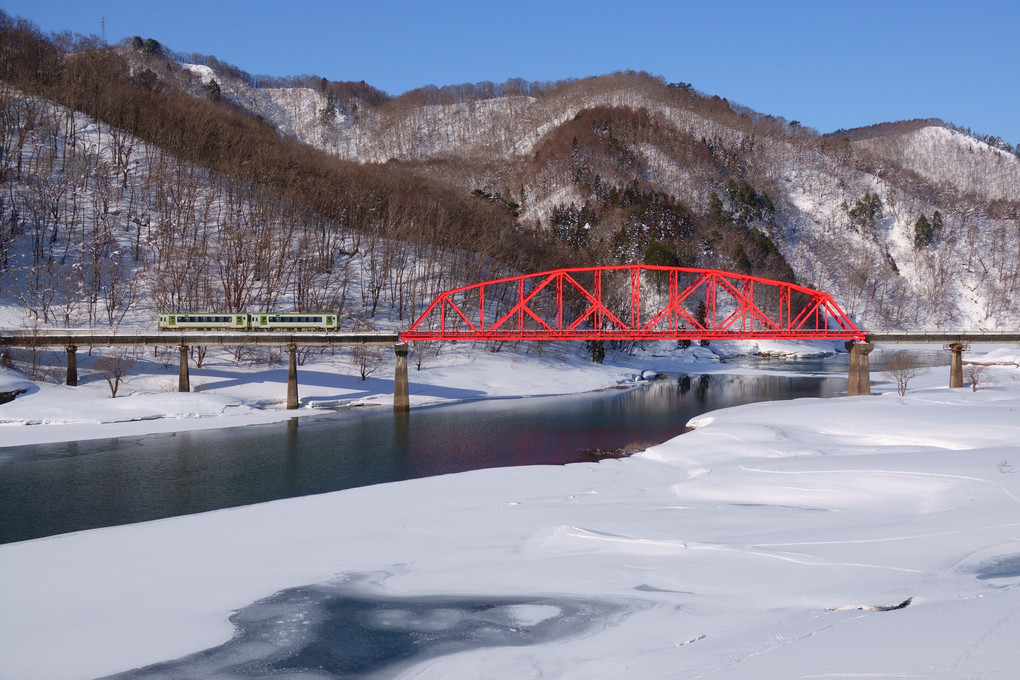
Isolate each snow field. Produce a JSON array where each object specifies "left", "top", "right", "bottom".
[{"left": 0, "top": 345, "right": 1019, "bottom": 678}]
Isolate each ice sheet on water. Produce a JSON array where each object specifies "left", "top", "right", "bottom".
[{"left": 102, "top": 576, "right": 630, "bottom": 679}]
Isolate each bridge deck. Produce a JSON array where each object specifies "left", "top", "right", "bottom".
[
  {"left": 866, "top": 332, "right": 1020, "bottom": 344},
  {"left": 2, "top": 329, "right": 1018, "bottom": 348},
  {"left": 0, "top": 330, "right": 402, "bottom": 348}
]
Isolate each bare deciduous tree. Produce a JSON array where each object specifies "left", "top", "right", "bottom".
[
  {"left": 886, "top": 354, "right": 927, "bottom": 396},
  {"left": 93, "top": 349, "right": 137, "bottom": 397},
  {"left": 964, "top": 364, "right": 992, "bottom": 392},
  {"left": 351, "top": 320, "right": 383, "bottom": 381}
]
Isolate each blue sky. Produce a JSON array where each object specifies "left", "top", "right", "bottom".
[{"left": 5, "top": 0, "right": 1019, "bottom": 144}]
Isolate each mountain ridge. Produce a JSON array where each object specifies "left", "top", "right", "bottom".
[{"left": 1, "top": 15, "right": 1018, "bottom": 337}]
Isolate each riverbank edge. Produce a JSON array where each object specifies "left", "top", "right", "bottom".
[{"left": 0, "top": 339, "right": 851, "bottom": 449}]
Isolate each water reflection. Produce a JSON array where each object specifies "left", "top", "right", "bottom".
[{"left": 0, "top": 372, "right": 845, "bottom": 544}]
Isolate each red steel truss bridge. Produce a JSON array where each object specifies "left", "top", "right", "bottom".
[{"left": 402, "top": 265, "right": 866, "bottom": 342}]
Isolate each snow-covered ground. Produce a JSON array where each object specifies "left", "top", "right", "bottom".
[
  {"left": 1, "top": 342, "right": 1020, "bottom": 679},
  {"left": 0, "top": 338, "right": 828, "bottom": 448}
]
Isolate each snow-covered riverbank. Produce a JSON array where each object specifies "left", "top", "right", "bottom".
[
  {"left": 2, "top": 342, "right": 1019, "bottom": 679},
  {"left": 0, "top": 339, "right": 828, "bottom": 448}
]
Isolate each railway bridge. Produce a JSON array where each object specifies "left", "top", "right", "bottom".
[
  {"left": 1, "top": 266, "right": 1018, "bottom": 410},
  {"left": 400, "top": 265, "right": 1020, "bottom": 398},
  {"left": 0, "top": 329, "right": 403, "bottom": 411}
]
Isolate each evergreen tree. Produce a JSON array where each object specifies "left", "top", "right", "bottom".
[
  {"left": 724, "top": 179, "right": 774, "bottom": 227},
  {"left": 695, "top": 300, "right": 710, "bottom": 345},
  {"left": 843, "top": 192, "right": 883, "bottom": 235},
  {"left": 913, "top": 214, "right": 933, "bottom": 249},
  {"left": 707, "top": 192, "right": 729, "bottom": 226},
  {"left": 319, "top": 90, "right": 337, "bottom": 122},
  {"left": 142, "top": 38, "right": 162, "bottom": 56},
  {"left": 205, "top": 79, "right": 221, "bottom": 103},
  {"left": 643, "top": 240, "right": 678, "bottom": 268},
  {"left": 732, "top": 243, "right": 752, "bottom": 273}
]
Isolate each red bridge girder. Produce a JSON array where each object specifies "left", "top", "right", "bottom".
[{"left": 402, "top": 265, "right": 865, "bottom": 342}]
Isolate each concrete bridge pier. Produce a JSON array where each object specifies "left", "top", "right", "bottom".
[
  {"left": 846, "top": 340, "right": 875, "bottom": 396},
  {"left": 287, "top": 344, "right": 299, "bottom": 410},
  {"left": 949, "top": 343, "right": 967, "bottom": 388},
  {"left": 65, "top": 345, "right": 78, "bottom": 387},
  {"left": 394, "top": 343, "right": 409, "bottom": 412},
  {"left": 178, "top": 345, "right": 190, "bottom": 392}
]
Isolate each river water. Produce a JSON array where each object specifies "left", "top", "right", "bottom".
[{"left": 0, "top": 349, "right": 948, "bottom": 545}]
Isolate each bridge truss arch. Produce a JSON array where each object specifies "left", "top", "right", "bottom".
[{"left": 402, "top": 265, "right": 864, "bottom": 342}]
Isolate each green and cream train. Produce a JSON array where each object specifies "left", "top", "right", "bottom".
[{"left": 158, "top": 313, "right": 339, "bottom": 331}]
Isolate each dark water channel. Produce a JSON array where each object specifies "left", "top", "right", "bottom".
[{"left": 0, "top": 349, "right": 947, "bottom": 545}]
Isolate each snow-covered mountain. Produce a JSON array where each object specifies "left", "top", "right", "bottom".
[
  {"left": 191, "top": 62, "right": 1020, "bottom": 331},
  {"left": 2, "top": 24, "right": 1018, "bottom": 335}
]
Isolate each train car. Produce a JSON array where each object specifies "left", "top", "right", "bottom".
[
  {"left": 250, "top": 313, "right": 339, "bottom": 331},
  {"left": 158, "top": 313, "right": 250, "bottom": 330}
]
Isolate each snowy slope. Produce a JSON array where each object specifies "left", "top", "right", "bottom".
[
  {"left": 855, "top": 125, "right": 1020, "bottom": 202},
  {"left": 1, "top": 352, "right": 1019, "bottom": 679},
  {"left": 205, "top": 62, "right": 1019, "bottom": 332}
]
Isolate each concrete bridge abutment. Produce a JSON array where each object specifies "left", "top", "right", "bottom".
[
  {"left": 65, "top": 345, "right": 78, "bottom": 387},
  {"left": 287, "top": 344, "right": 299, "bottom": 410},
  {"left": 846, "top": 341, "right": 875, "bottom": 396},
  {"left": 948, "top": 343, "right": 967, "bottom": 389},
  {"left": 178, "top": 345, "right": 190, "bottom": 393},
  {"left": 393, "top": 343, "right": 409, "bottom": 412}
]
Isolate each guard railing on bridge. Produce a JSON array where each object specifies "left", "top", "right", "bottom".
[{"left": 0, "top": 329, "right": 401, "bottom": 347}]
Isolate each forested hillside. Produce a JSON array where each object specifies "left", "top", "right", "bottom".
[
  {"left": 2, "top": 10, "right": 1019, "bottom": 341},
  {"left": 289, "top": 72, "right": 1018, "bottom": 330},
  {"left": 0, "top": 14, "right": 574, "bottom": 344}
]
